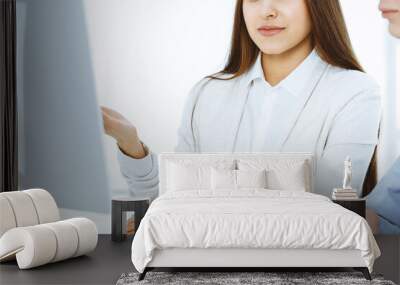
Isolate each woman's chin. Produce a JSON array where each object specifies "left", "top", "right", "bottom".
[
  {"left": 389, "top": 23, "right": 400, "bottom": 38},
  {"left": 258, "top": 44, "right": 290, "bottom": 56}
]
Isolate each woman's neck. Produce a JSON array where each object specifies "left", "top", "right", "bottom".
[{"left": 261, "top": 36, "right": 313, "bottom": 86}]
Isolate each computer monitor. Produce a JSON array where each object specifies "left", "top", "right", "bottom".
[{"left": 17, "top": 0, "right": 111, "bottom": 213}]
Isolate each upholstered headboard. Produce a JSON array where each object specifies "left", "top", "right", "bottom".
[{"left": 158, "top": 152, "right": 314, "bottom": 195}]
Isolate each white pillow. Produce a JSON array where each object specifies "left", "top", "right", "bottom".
[
  {"left": 211, "top": 168, "right": 236, "bottom": 189},
  {"left": 211, "top": 168, "right": 267, "bottom": 190},
  {"left": 237, "top": 159, "right": 310, "bottom": 191},
  {"left": 167, "top": 163, "right": 210, "bottom": 191},
  {"left": 237, "top": 169, "right": 267, "bottom": 188},
  {"left": 166, "top": 159, "right": 235, "bottom": 191},
  {"left": 267, "top": 166, "right": 307, "bottom": 191}
]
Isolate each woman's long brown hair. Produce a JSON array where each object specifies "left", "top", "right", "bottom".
[{"left": 207, "top": 0, "right": 363, "bottom": 80}]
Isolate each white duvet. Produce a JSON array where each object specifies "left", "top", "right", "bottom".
[{"left": 131, "top": 189, "right": 380, "bottom": 273}]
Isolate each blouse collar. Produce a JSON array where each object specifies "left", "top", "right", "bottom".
[{"left": 245, "top": 48, "right": 327, "bottom": 96}]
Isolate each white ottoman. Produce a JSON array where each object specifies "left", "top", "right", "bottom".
[{"left": 0, "top": 189, "right": 98, "bottom": 269}]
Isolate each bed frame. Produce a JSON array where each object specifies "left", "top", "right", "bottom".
[
  {"left": 137, "top": 152, "right": 372, "bottom": 281},
  {"left": 139, "top": 248, "right": 371, "bottom": 280}
]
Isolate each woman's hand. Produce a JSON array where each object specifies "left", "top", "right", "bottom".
[{"left": 101, "top": 106, "right": 146, "bottom": 159}]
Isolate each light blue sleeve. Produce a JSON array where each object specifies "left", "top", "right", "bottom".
[
  {"left": 314, "top": 88, "right": 381, "bottom": 197},
  {"left": 366, "top": 157, "right": 400, "bottom": 232},
  {"left": 378, "top": 215, "right": 400, "bottom": 235},
  {"left": 117, "top": 142, "right": 159, "bottom": 198},
  {"left": 116, "top": 78, "right": 208, "bottom": 197}
]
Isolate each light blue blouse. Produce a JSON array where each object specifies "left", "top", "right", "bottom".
[
  {"left": 235, "top": 49, "right": 322, "bottom": 152},
  {"left": 117, "top": 49, "right": 381, "bottom": 199}
]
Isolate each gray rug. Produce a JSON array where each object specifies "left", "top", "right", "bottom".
[{"left": 116, "top": 271, "right": 396, "bottom": 285}]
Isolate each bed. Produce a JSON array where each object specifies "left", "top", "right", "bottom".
[{"left": 131, "top": 152, "right": 381, "bottom": 281}]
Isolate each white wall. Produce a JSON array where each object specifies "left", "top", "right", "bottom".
[
  {"left": 340, "top": 0, "right": 386, "bottom": 86},
  {"left": 83, "top": 0, "right": 236, "bottom": 192},
  {"left": 380, "top": 35, "right": 400, "bottom": 176}
]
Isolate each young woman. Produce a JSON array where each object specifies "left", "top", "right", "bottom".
[{"left": 102, "top": 0, "right": 381, "bottom": 200}]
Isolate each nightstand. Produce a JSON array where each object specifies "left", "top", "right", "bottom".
[
  {"left": 111, "top": 196, "right": 151, "bottom": 242},
  {"left": 332, "top": 198, "right": 366, "bottom": 218}
]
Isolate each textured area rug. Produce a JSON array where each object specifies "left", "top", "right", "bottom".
[{"left": 116, "top": 271, "right": 396, "bottom": 285}]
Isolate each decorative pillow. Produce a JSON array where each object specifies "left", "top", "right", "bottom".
[
  {"left": 211, "top": 168, "right": 268, "bottom": 190},
  {"left": 237, "top": 159, "right": 310, "bottom": 192}
]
